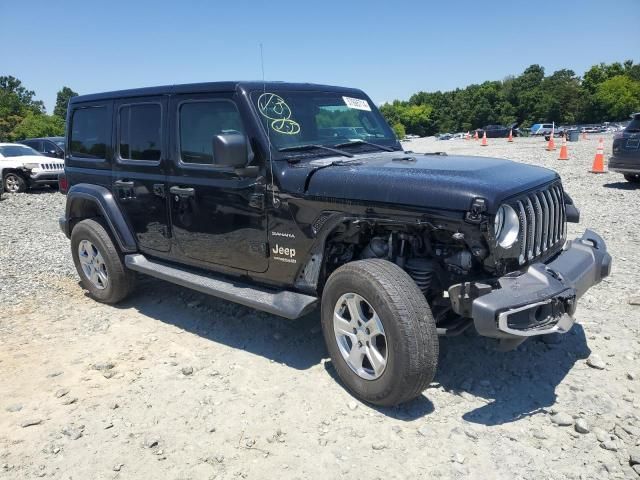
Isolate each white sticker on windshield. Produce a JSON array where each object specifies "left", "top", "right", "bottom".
[{"left": 342, "top": 96, "right": 371, "bottom": 111}]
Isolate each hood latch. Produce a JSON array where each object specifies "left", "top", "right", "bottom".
[{"left": 465, "top": 197, "right": 487, "bottom": 224}]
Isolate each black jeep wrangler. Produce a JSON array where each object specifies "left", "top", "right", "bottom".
[{"left": 59, "top": 82, "right": 611, "bottom": 406}]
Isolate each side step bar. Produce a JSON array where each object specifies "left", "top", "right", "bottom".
[{"left": 124, "top": 254, "right": 318, "bottom": 320}]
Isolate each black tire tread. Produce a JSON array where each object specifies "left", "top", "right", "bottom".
[
  {"left": 71, "top": 218, "right": 135, "bottom": 304},
  {"left": 323, "top": 259, "right": 438, "bottom": 406}
]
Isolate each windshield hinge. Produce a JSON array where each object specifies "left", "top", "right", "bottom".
[{"left": 465, "top": 197, "right": 487, "bottom": 224}]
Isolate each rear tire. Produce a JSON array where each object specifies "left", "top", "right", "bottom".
[
  {"left": 321, "top": 259, "right": 439, "bottom": 406},
  {"left": 624, "top": 174, "right": 640, "bottom": 183},
  {"left": 71, "top": 218, "right": 136, "bottom": 304}
]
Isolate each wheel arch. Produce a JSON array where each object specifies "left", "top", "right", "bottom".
[
  {"left": 65, "top": 183, "right": 137, "bottom": 253},
  {"left": 295, "top": 212, "right": 432, "bottom": 295}
]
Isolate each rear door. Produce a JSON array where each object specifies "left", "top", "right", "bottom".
[
  {"left": 112, "top": 97, "right": 170, "bottom": 252},
  {"left": 167, "top": 92, "right": 268, "bottom": 272}
]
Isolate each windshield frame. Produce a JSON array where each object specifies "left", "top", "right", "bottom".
[{"left": 247, "top": 89, "right": 400, "bottom": 161}]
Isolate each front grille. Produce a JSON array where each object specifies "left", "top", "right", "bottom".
[
  {"left": 513, "top": 183, "right": 566, "bottom": 265},
  {"left": 41, "top": 163, "right": 64, "bottom": 171}
]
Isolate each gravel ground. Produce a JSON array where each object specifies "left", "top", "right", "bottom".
[{"left": 1, "top": 135, "right": 639, "bottom": 479}]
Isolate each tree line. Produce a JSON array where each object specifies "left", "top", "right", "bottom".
[
  {"left": 0, "top": 76, "right": 77, "bottom": 141},
  {"left": 379, "top": 60, "right": 640, "bottom": 138}
]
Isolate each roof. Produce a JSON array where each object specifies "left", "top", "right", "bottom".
[
  {"left": 20, "top": 137, "right": 64, "bottom": 141},
  {"left": 70, "top": 81, "right": 365, "bottom": 104}
]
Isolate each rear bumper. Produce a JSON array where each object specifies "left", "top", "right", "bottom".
[
  {"left": 449, "top": 230, "right": 611, "bottom": 340},
  {"left": 609, "top": 155, "right": 640, "bottom": 174}
]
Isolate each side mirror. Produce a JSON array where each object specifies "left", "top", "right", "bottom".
[{"left": 212, "top": 133, "right": 247, "bottom": 168}]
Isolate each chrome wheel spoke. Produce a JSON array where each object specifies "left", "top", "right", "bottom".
[
  {"left": 333, "top": 292, "right": 388, "bottom": 381},
  {"left": 334, "top": 312, "right": 355, "bottom": 338},
  {"left": 345, "top": 295, "right": 366, "bottom": 325},
  {"left": 366, "top": 344, "right": 386, "bottom": 377},
  {"left": 347, "top": 345, "right": 365, "bottom": 371},
  {"left": 77, "top": 240, "right": 108, "bottom": 290},
  {"left": 364, "top": 313, "right": 384, "bottom": 337}
]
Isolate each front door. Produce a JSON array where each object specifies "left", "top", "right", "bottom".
[
  {"left": 167, "top": 93, "right": 268, "bottom": 273},
  {"left": 112, "top": 97, "right": 170, "bottom": 252}
]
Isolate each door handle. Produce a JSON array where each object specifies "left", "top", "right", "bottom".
[
  {"left": 114, "top": 180, "right": 134, "bottom": 188},
  {"left": 169, "top": 186, "right": 195, "bottom": 197}
]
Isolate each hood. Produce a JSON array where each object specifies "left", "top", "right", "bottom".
[
  {"left": 6, "top": 154, "right": 48, "bottom": 164},
  {"left": 279, "top": 152, "right": 558, "bottom": 214}
]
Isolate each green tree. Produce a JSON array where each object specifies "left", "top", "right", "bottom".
[
  {"left": 0, "top": 76, "right": 47, "bottom": 141},
  {"left": 10, "top": 113, "right": 65, "bottom": 141},
  {"left": 0, "top": 76, "right": 45, "bottom": 113},
  {"left": 53, "top": 86, "right": 78, "bottom": 120},
  {"left": 391, "top": 122, "right": 405, "bottom": 140},
  {"left": 595, "top": 75, "right": 640, "bottom": 120}
]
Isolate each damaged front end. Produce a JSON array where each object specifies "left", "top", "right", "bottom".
[{"left": 449, "top": 229, "right": 611, "bottom": 350}]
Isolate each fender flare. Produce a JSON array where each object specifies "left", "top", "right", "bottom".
[{"left": 63, "top": 183, "right": 137, "bottom": 252}]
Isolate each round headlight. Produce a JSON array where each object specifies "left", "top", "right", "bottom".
[{"left": 494, "top": 204, "right": 519, "bottom": 248}]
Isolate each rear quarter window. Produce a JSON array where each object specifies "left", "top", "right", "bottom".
[{"left": 70, "top": 106, "right": 108, "bottom": 159}]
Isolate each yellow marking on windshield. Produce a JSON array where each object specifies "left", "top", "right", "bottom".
[{"left": 257, "top": 93, "right": 301, "bottom": 135}]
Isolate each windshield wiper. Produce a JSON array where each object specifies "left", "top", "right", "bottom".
[
  {"left": 333, "top": 140, "right": 396, "bottom": 152},
  {"left": 278, "top": 144, "right": 353, "bottom": 158}
]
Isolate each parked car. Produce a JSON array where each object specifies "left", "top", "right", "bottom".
[
  {"left": 609, "top": 112, "right": 640, "bottom": 183},
  {"left": 19, "top": 136, "right": 65, "bottom": 159},
  {"left": 544, "top": 128, "right": 567, "bottom": 141},
  {"left": 474, "top": 124, "right": 518, "bottom": 138},
  {"left": 530, "top": 123, "right": 556, "bottom": 136},
  {"left": 59, "top": 81, "right": 610, "bottom": 406},
  {"left": 0, "top": 143, "right": 64, "bottom": 193},
  {"left": 437, "top": 133, "right": 453, "bottom": 140}
]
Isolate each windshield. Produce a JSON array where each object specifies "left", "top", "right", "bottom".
[
  {"left": 251, "top": 90, "right": 398, "bottom": 157},
  {"left": 626, "top": 118, "right": 640, "bottom": 132},
  {"left": 0, "top": 145, "right": 40, "bottom": 157},
  {"left": 54, "top": 140, "right": 65, "bottom": 148}
]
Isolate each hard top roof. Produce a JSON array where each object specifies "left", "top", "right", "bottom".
[{"left": 70, "top": 81, "right": 365, "bottom": 104}]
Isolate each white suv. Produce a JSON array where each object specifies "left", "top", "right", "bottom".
[{"left": 0, "top": 143, "right": 64, "bottom": 193}]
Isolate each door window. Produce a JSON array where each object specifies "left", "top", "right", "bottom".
[
  {"left": 178, "top": 100, "right": 245, "bottom": 165},
  {"left": 43, "top": 141, "right": 59, "bottom": 155},
  {"left": 70, "top": 106, "right": 108, "bottom": 159},
  {"left": 118, "top": 103, "right": 162, "bottom": 161},
  {"left": 24, "top": 140, "right": 43, "bottom": 152}
]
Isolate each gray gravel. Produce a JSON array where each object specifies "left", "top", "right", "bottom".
[
  {"left": 0, "top": 191, "right": 74, "bottom": 305},
  {"left": 1, "top": 135, "right": 640, "bottom": 479}
]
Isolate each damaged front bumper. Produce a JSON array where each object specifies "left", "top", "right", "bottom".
[{"left": 449, "top": 230, "right": 611, "bottom": 344}]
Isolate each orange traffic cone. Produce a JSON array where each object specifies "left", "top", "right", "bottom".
[
  {"left": 465, "top": 131, "right": 470, "bottom": 140},
  {"left": 582, "top": 131, "right": 588, "bottom": 140},
  {"left": 546, "top": 133, "right": 556, "bottom": 151},
  {"left": 480, "top": 131, "right": 488, "bottom": 146},
  {"left": 558, "top": 136, "right": 568, "bottom": 160},
  {"left": 473, "top": 131, "right": 478, "bottom": 140},
  {"left": 590, "top": 138, "right": 607, "bottom": 173},
  {"left": 507, "top": 129, "right": 513, "bottom": 142}
]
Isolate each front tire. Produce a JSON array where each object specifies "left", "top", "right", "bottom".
[
  {"left": 3, "top": 173, "right": 27, "bottom": 193},
  {"left": 321, "top": 259, "right": 439, "bottom": 406},
  {"left": 71, "top": 218, "right": 136, "bottom": 304},
  {"left": 624, "top": 174, "right": 640, "bottom": 183}
]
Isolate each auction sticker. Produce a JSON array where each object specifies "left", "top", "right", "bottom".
[{"left": 343, "top": 96, "right": 371, "bottom": 111}]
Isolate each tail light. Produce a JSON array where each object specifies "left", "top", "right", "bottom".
[{"left": 58, "top": 173, "right": 68, "bottom": 194}]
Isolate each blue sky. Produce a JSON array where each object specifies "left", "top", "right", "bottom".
[{"left": 2, "top": 0, "right": 638, "bottom": 112}]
